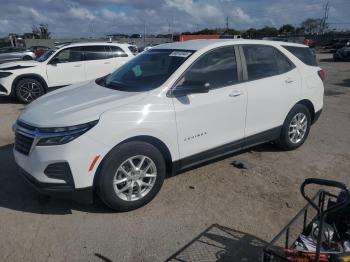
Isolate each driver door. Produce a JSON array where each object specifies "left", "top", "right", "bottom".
[
  {"left": 46, "top": 47, "right": 85, "bottom": 87},
  {"left": 171, "top": 46, "right": 247, "bottom": 164}
]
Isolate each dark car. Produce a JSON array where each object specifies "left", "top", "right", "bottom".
[
  {"left": 334, "top": 47, "right": 350, "bottom": 61},
  {"left": 334, "top": 38, "right": 350, "bottom": 51},
  {"left": 130, "top": 34, "right": 142, "bottom": 38}
]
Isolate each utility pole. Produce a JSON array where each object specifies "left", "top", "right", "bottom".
[
  {"left": 143, "top": 23, "right": 146, "bottom": 47},
  {"left": 321, "top": 1, "right": 330, "bottom": 34},
  {"left": 226, "top": 15, "right": 229, "bottom": 31}
]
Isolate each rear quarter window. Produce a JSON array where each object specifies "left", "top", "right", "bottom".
[{"left": 283, "top": 46, "right": 317, "bottom": 66}]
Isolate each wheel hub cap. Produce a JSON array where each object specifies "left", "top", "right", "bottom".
[{"left": 289, "top": 113, "right": 308, "bottom": 144}]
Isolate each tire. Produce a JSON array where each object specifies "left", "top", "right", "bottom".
[
  {"left": 276, "top": 104, "right": 312, "bottom": 150},
  {"left": 97, "top": 141, "right": 166, "bottom": 211},
  {"left": 23, "top": 55, "right": 33, "bottom": 60},
  {"left": 15, "top": 78, "right": 45, "bottom": 103}
]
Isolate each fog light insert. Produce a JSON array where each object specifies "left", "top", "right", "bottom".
[{"left": 44, "top": 162, "right": 75, "bottom": 187}]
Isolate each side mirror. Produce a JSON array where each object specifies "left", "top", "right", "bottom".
[
  {"left": 170, "top": 81, "right": 210, "bottom": 97},
  {"left": 49, "top": 57, "right": 59, "bottom": 65}
]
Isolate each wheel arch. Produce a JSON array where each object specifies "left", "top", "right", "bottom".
[
  {"left": 93, "top": 135, "right": 173, "bottom": 189},
  {"left": 11, "top": 73, "right": 48, "bottom": 95},
  {"left": 296, "top": 99, "right": 315, "bottom": 123}
]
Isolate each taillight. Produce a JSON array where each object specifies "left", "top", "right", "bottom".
[{"left": 318, "top": 70, "right": 325, "bottom": 81}]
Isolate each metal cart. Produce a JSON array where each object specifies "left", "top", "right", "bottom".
[{"left": 263, "top": 178, "right": 350, "bottom": 262}]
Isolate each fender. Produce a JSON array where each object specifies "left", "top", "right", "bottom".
[{"left": 11, "top": 73, "right": 48, "bottom": 94}]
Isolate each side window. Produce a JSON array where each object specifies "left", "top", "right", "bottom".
[
  {"left": 178, "top": 46, "right": 238, "bottom": 89},
  {"left": 83, "top": 46, "right": 107, "bottom": 61},
  {"left": 243, "top": 45, "right": 279, "bottom": 80},
  {"left": 110, "top": 46, "right": 128, "bottom": 58},
  {"left": 53, "top": 47, "right": 83, "bottom": 63},
  {"left": 282, "top": 46, "right": 317, "bottom": 66},
  {"left": 274, "top": 49, "right": 295, "bottom": 74}
]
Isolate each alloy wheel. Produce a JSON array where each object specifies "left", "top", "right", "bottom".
[
  {"left": 18, "top": 81, "right": 43, "bottom": 103},
  {"left": 288, "top": 113, "right": 308, "bottom": 144},
  {"left": 113, "top": 155, "right": 157, "bottom": 201}
]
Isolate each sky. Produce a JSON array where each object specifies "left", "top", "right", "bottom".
[{"left": 0, "top": 0, "right": 349, "bottom": 38}]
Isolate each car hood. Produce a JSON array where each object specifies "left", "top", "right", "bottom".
[
  {"left": 19, "top": 81, "right": 149, "bottom": 127},
  {"left": 0, "top": 60, "right": 40, "bottom": 70}
]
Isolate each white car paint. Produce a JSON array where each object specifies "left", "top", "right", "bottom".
[
  {"left": 0, "top": 42, "right": 134, "bottom": 96},
  {"left": 13, "top": 39, "right": 324, "bottom": 203}
]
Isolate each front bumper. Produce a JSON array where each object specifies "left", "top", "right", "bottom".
[
  {"left": 19, "top": 167, "right": 93, "bottom": 204},
  {"left": 0, "top": 74, "right": 15, "bottom": 95}
]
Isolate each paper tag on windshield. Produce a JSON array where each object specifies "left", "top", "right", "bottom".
[{"left": 169, "top": 51, "right": 191, "bottom": 58}]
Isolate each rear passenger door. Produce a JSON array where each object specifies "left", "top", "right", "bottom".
[
  {"left": 83, "top": 45, "right": 114, "bottom": 80},
  {"left": 239, "top": 44, "right": 301, "bottom": 138}
]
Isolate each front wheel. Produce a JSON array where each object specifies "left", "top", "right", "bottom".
[
  {"left": 276, "top": 104, "right": 311, "bottom": 150},
  {"left": 15, "top": 78, "right": 45, "bottom": 103},
  {"left": 97, "top": 141, "right": 166, "bottom": 211}
]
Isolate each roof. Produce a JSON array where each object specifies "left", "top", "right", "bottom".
[
  {"left": 62, "top": 41, "right": 133, "bottom": 48},
  {"left": 154, "top": 39, "right": 307, "bottom": 51}
]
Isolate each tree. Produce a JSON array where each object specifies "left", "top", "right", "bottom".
[
  {"left": 279, "top": 24, "right": 295, "bottom": 35},
  {"left": 301, "top": 18, "right": 327, "bottom": 35},
  {"left": 258, "top": 27, "right": 279, "bottom": 37},
  {"left": 33, "top": 24, "right": 51, "bottom": 39}
]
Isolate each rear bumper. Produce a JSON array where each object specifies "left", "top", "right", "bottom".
[
  {"left": 312, "top": 109, "right": 322, "bottom": 124},
  {"left": 19, "top": 167, "right": 93, "bottom": 204}
]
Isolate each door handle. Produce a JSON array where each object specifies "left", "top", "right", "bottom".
[
  {"left": 74, "top": 64, "right": 82, "bottom": 67},
  {"left": 229, "top": 90, "right": 243, "bottom": 97},
  {"left": 285, "top": 78, "right": 295, "bottom": 83},
  {"left": 104, "top": 62, "right": 111, "bottom": 64}
]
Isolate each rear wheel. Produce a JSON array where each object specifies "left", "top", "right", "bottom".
[
  {"left": 15, "top": 78, "right": 45, "bottom": 103},
  {"left": 23, "top": 55, "right": 33, "bottom": 60},
  {"left": 276, "top": 104, "right": 311, "bottom": 150},
  {"left": 97, "top": 141, "right": 166, "bottom": 211}
]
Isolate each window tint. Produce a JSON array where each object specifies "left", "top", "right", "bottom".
[
  {"left": 283, "top": 46, "right": 317, "bottom": 66},
  {"left": 243, "top": 45, "right": 294, "bottom": 80},
  {"left": 110, "top": 46, "right": 128, "bottom": 57},
  {"left": 178, "top": 46, "right": 238, "bottom": 89},
  {"left": 53, "top": 47, "right": 83, "bottom": 63},
  {"left": 83, "top": 46, "right": 107, "bottom": 61}
]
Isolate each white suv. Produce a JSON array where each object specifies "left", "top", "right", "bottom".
[
  {"left": 0, "top": 42, "right": 135, "bottom": 103},
  {"left": 13, "top": 40, "right": 324, "bottom": 211}
]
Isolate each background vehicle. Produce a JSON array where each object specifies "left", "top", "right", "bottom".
[
  {"left": 0, "top": 47, "right": 35, "bottom": 63},
  {"left": 334, "top": 38, "right": 350, "bottom": 51},
  {"left": 0, "top": 42, "right": 135, "bottom": 103},
  {"left": 334, "top": 46, "right": 350, "bottom": 61},
  {"left": 13, "top": 39, "right": 324, "bottom": 211},
  {"left": 28, "top": 46, "right": 50, "bottom": 58}
]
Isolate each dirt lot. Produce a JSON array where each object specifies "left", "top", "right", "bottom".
[{"left": 0, "top": 52, "right": 349, "bottom": 262}]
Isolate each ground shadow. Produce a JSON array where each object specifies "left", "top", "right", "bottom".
[
  {"left": 166, "top": 224, "right": 266, "bottom": 262},
  {"left": 0, "top": 96, "right": 21, "bottom": 104},
  {"left": 0, "top": 144, "right": 113, "bottom": 215},
  {"left": 335, "top": 79, "right": 350, "bottom": 88},
  {"left": 319, "top": 58, "right": 336, "bottom": 62},
  {"left": 324, "top": 90, "right": 345, "bottom": 96}
]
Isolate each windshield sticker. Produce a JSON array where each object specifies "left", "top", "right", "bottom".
[
  {"left": 132, "top": 65, "right": 142, "bottom": 77},
  {"left": 169, "top": 51, "right": 192, "bottom": 58}
]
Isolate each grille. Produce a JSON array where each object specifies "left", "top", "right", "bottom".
[{"left": 15, "top": 132, "right": 34, "bottom": 155}]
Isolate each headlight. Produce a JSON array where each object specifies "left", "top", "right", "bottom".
[
  {"left": 0, "top": 72, "right": 12, "bottom": 78},
  {"left": 36, "top": 120, "right": 98, "bottom": 146}
]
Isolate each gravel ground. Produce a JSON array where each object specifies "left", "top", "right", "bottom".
[{"left": 0, "top": 52, "right": 349, "bottom": 262}]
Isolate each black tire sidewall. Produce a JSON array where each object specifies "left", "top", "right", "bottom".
[
  {"left": 98, "top": 141, "right": 166, "bottom": 211},
  {"left": 15, "top": 78, "right": 45, "bottom": 103},
  {"left": 278, "top": 104, "right": 312, "bottom": 150}
]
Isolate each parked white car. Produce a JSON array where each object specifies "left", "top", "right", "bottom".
[
  {"left": 0, "top": 42, "right": 135, "bottom": 103},
  {"left": 13, "top": 39, "right": 324, "bottom": 211}
]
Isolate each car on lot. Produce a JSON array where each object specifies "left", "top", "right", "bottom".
[
  {"left": 334, "top": 38, "right": 350, "bottom": 51},
  {"left": 334, "top": 46, "right": 350, "bottom": 61},
  {"left": 28, "top": 46, "right": 50, "bottom": 58},
  {"left": 0, "top": 46, "right": 36, "bottom": 63},
  {"left": 0, "top": 42, "right": 135, "bottom": 103},
  {"left": 13, "top": 39, "right": 324, "bottom": 211}
]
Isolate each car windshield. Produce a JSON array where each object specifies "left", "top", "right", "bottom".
[
  {"left": 36, "top": 48, "right": 56, "bottom": 62},
  {"left": 99, "top": 49, "right": 194, "bottom": 92}
]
